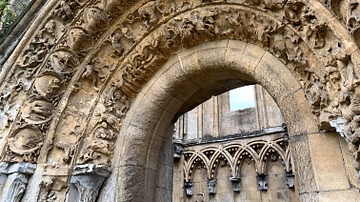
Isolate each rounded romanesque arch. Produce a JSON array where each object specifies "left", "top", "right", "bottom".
[
  {"left": 111, "top": 40, "right": 319, "bottom": 201},
  {"left": 0, "top": 0, "right": 360, "bottom": 201}
]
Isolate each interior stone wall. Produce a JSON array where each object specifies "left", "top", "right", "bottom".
[
  {"left": 173, "top": 133, "right": 298, "bottom": 202},
  {"left": 172, "top": 83, "right": 292, "bottom": 201},
  {"left": 174, "top": 85, "right": 285, "bottom": 141}
]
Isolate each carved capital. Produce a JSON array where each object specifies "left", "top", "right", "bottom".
[
  {"left": 67, "top": 164, "right": 111, "bottom": 202},
  {"left": 285, "top": 172, "right": 295, "bottom": 189},
  {"left": 173, "top": 142, "right": 184, "bottom": 160},
  {"left": 0, "top": 162, "right": 36, "bottom": 202},
  {"left": 229, "top": 177, "right": 241, "bottom": 192}
]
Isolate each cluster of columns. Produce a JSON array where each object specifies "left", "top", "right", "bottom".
[{"left": 0, "top": 163, "right": 110, "bottom": 202}]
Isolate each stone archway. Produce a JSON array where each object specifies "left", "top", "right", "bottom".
[
  {"left": 109, "top": 40, "right": 356, "bottom": 201},
  {"left": 0, "top": 1, "right": 360, "bottom": 201}
]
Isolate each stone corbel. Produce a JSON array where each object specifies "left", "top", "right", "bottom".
[
  {"left": 229, "top": 176, "right": 241, "bottom": 192},
  {"left": 207, "top": 179, "right": 217, "bottom": 195},
  {"left": 66, "top": 164, "right": 111, "bottom": 202},
  {"left": 184, "top": 182, "right": 193, "bottom": 196},
  {"left": 174, "top": 142, "right": 184, "bottom": 160},
  {"left": 285, "top": 172, "right": 295, "bottom": 189},
  {"left": 256, "top": 175, "right": 268, "bottom": 191},
  {"left": 0, "top": 162, "right": 36, "bottom": 202}
]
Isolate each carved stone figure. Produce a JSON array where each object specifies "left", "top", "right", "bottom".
[
  {"left": 105, "top": 0, "right": 128, "bottom": 16},
  {"left": 184, "top": 182, "right": 194, "bottom": 196},
  {"left": 53, "top": 0, "right": 87, "bottom": 21},
  {"left": 285, "top": 172, "right": 295, "bottom": 189},
  {"left": 56, "top": 141, "right": 77, "bottom": 163},
  {"left": 138, "top": 1, "right": 159, "bottom": 30},
  {"left": 207, "top": 179, "right": 217, "bottom": 194},
  {"left": 34, "top": 73, "right": 62, "bottom": 98},
  {"left": 67, "top": 27, "right": 93, "bottom": 53},
  {"left": 84, "top": 7, "right": 109, "bottom": 34},
  {"left": 21, "top": 99, "right": 54, "bottom": 124},
  {"left": 7, "top": 127, "right": 43, "bottom": 156},
  {"left": 49, "top": 49, "right": 80, "bottom": 73},
  {"left": 229, "top": 177, "right": 241, "bottom": 192}
]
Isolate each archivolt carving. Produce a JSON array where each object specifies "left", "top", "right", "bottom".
[
  {"left": 48, "top": 49, "right": 80, "bottom": 74},
  {"left": 0, "top": 0, "right": 360, "bottom": 193},
  {"left": 21, "top": 99, "right": 54, "bottom": 125},
  {"left": 77, "top": 83, "right": 128, "bottom": 164},
  {"left": 6, "top": 126, "right": 43, "bottom": 160},
  {"left": 65, "top": 1, "right": 360, "bottom": 174},
  {"left": 54, "top": 0, "right": 90, "bottom": 22},
  {"left": 84, "top": 6, "right": 109, "bottom": 34}
]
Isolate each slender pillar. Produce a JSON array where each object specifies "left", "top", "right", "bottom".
[{"left": 0, "top": 162, "right": 36, "bottom": 202}]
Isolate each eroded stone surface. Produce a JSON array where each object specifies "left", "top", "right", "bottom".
[{"left": 0, "top": 0, "right": 359, "bottom": 201}]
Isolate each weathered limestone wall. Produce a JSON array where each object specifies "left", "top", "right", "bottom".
[
  {"left": 172, "top": 86, "right": 293, "bottom": 201},
  {"left": 174, "top": 85, "right": 284, "bottom": 141},
  {"left": 172, "top": 133, "right": 298, "bottom": 202}
]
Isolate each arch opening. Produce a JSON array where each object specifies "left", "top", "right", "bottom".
[
  {"left": 110, "top": 40, "right": 328, "bottom": 201},
  {"left": 172, "top": 83, "right": 295, "bottom": 201}
]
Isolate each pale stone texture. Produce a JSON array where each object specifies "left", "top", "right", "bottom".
[{"left": 1, "top": 0, "right": 360, "bottom": 200}]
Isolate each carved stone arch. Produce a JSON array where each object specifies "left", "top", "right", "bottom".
[
  {"left": 208, "top": 149, "right": 233, "bottom": 180},
  {"left": 1, "top": 0, "right": 360, "bottom": 201},
  {"left": 106, "top": 40, "right": 323, "bottom": 201},
  {"left": 185, "top": 151, "right": 209, "bottom": 183},
  {"left": 257, "top": 141, "right": 287, "bottom": 175},
  {"left": 223, "top": 143, "right": 243, "bottom": 177},
  {"left": 183, "top": 150, "right": 196, "bottom": 182},
  {"left": 284, "top": 146, "right": 293, "bottom": 173}
]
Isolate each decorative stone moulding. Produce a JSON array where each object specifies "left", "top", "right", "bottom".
[
  {"left": 229, "top": 176, "right": 241, "bottom": 192},
  {"left": 173, "top": 142, "right": 184, "bottom": 160},
  {"left": 0, "top": 0, "right": 359, "bottom": 200},
  {"left": 285, "top": 172, "right": 295, "bottom": 189},
  {"left": 207, "top": 179, "right": 217, "bottom": 195},
  {"left": 0, "top": 162, "right": 36, "bottom": 202},
  {"left": 67, "top": 164, "right": 111, "bottom": 202},
  {"left": 256, "top": 175, "right": 268, "bottom": 191},
  {"left": 184, "top": 182, "right": 193, "bottom": 197}
]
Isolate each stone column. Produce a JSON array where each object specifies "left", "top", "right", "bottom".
[
  {"left": 66, "top": 164, "right": 111, "bottom": 202},
  {"left": 0, "top": 162, "right": 36, "bottom": 202}
]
